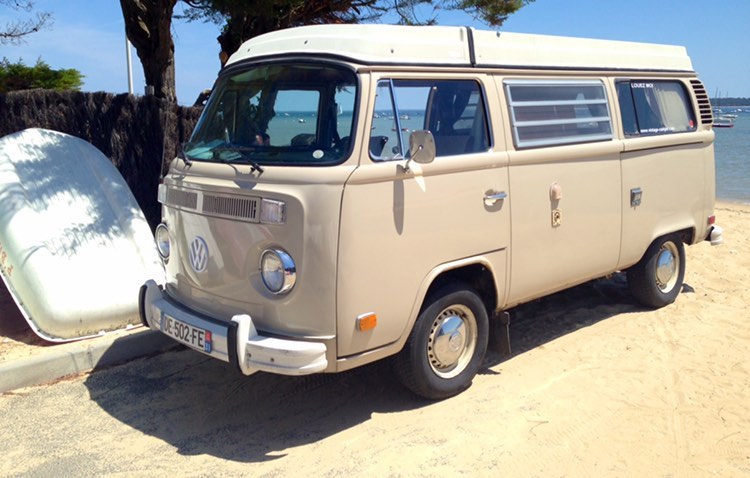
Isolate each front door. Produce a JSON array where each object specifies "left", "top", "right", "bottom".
[{"left": 337, "top": 73, "right": 511, "bottom": 358}]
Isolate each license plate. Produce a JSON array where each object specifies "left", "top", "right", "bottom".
[{"left": 161, "top": 313, "right": 212, "bottom": 353}]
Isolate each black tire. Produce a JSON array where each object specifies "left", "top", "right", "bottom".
[
  {"left": 394, "top": 283, "right": 489, "bottom": 400},
  {"left": 627, "top": 234, "right": 686, "bottom": 308}
]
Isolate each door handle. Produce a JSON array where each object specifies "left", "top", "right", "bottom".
[{"left": 483, "top": 191, "right": 507, "bottom": 206}]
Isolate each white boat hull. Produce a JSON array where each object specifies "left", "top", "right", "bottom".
[{"left": 0, "top": 129, "right": 164, "bottom": 341}]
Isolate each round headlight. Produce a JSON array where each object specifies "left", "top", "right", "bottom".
[
  {"left": 260, "top": 248, "right": 296, "bottom": 294},
  {"left": 155, "top": 223, "right": 170, "bottom": 260}
]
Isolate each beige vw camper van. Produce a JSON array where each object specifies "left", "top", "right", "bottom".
[{"left": 139, "top": 25, "right": 723, "bottom": 399}]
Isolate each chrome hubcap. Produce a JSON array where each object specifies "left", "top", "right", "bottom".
[
  {"left": 655, "top": 242, "right": 679, "bottom": 291},
  {"left": 428, "top": 305, "right": 477, "bottom": 379}
]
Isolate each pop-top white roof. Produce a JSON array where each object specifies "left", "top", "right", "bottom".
[{"left": 227, "top": 24, "right": 693, "bottom": 72}]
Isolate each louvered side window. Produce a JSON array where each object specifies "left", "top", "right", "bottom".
[{"left": 505, "top": 80, "right": 613, "bottom": 149}]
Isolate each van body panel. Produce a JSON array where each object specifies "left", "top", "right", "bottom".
[
  {"left": 703, "top": 140, "right": 717, "bottom": 242},
  {"left": 619, "top": 134, "right": 712, "bottom": 267},
  {"left": 505, "top": 141, "right": 623, "bottom": 306},
  {"left": 160, "top": 165, "right": 352, "bottom": 338},
  {"left": 334, "top": 249, "right": 508, "bottom": 370},
  {"left": 337, "top": 154, "right": 510, "bottom": 357}
]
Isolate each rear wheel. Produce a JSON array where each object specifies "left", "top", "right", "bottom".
[
  {"left": 627, "top": 234, "right": 686, "bottom": 308},
  {"left": 394, "top": 283, "right": 489, "bottom": 399}
]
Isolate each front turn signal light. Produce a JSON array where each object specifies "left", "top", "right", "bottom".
[{"left": 356, "top": 313, "right": 378, "bottom": 331}]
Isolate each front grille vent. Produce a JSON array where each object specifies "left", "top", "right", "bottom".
[
  {"left": 166, "top": 188, "right": 198, "bottom": 210},
  {"left": 203, "top": 194, "right": 259, "bottom": 222},
  {"left": 163, "top": 186, "right": 262, "bottom": 223},
  {"left": 690, "top": 79, "right": 713, "bottom": 125}
]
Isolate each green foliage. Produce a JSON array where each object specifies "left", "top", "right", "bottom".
[
  {"left": 451, "top": 0, "right": 532, "bottom": 26},
  {"left": 712, "top": 97, "right": 750, "bottom": 107},
  {"left": 0, "top": 57, "right": 84, "bottom": 93}
]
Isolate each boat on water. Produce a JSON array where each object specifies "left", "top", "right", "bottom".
[
  {"left": 713, "top": 115, "right": 735, "bottom": 128},
  {"left": 714, "top": 108, "right": 738, "bottom": 119}
]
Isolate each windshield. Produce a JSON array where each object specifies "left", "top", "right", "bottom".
[{"left": 186, "top": 63, "right": 357, "bottom": 166}]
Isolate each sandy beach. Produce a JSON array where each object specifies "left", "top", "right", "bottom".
[{"left": 1, "top": 201, "right": 749, "bottom": 476}]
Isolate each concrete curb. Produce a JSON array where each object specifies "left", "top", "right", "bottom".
[{"left": 0, "top": 328, "right": 178, "bottom": 393}]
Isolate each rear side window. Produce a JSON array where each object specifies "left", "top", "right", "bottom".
[
  {"left": 505, "top": 80, "right": 613, "bottom": 149},
  {"left": 616, "top": 80, "right": 697, "bottom": 136}
]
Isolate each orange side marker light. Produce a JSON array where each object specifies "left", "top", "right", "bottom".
[{"left": 356, "top": 313, "right": 378, "bottom": 331}]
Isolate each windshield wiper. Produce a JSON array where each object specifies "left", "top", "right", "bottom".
[
  {"left": 178, "top": 142, "right": 193, "bottom": 166},
  {"left": 211, "top": 146, "right": 265, "bottom": 174}
]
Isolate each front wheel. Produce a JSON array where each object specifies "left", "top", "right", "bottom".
[
  {"left": 394, "top": 283, "right": 489, "bottom": 400},
  {"left": 627, "top": 234, "right": 686, "bottom": 308}
]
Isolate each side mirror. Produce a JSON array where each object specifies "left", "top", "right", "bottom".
[{"left": 405, "top": 130, "right": 435, "bottom": 171}]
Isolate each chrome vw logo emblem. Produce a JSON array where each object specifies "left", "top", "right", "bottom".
[{"left": 188, "top": 236, "right": 209, "bottom": 273}]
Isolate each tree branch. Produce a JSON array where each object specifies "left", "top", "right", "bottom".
[{"left": 0, "top": 0, "right": 52, "bottom": 45}]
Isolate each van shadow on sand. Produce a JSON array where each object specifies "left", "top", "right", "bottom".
[
  {"left": 483, "top": 272, "right": 695, "bottom": 367},
  {"left": 487, "top": 272, "right": 637, "bottom": 364},
  {"left": 83, "top": 272, "right": 691, "bottom": 463}
]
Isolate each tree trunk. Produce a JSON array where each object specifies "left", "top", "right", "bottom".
[
  {"left": 217, "top": 14, "right": 271, "bottom": 67},
  {"left": 119, "top": 0, "right": 178, "bottom": 102}
]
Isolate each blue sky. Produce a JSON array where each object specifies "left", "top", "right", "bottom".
[{"left": 2, "top": 0, "right": 748, "bottom": 105}]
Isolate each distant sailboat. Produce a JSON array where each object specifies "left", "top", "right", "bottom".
[{"left": 713, "top": 89, "right": 735, "bottom": 128}]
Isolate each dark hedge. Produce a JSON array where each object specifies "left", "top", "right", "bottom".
[{"left": 0, "top": 89, "right": 202, "bottom": 228}]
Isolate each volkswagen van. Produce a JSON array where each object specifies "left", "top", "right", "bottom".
[{"left": 139, "top": 25, "right": 723, "bottom": 399}]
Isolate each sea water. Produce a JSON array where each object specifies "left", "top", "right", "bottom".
[{"left": 714, "top": 114, "right": 750, "bottom": 204}]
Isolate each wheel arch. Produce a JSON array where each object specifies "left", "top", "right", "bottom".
[
  {"left": 422, "top": 263, "right": 498, "bottom": 315},
  {"left": 402, "top": 255, "right": 503, "bottom": 348},
  {"left": 676, "top": 226, "right": 695, "bottom": 245},
  {"left": 653, "top": 225, "right": 695, "bottom": 247},
  {"left": 627, "top": 226, "right": 695, "bottom": 270},
  {"left": 334, "top": 252, "right": 506, "bottom": 374}
]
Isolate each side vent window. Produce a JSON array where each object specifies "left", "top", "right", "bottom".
[
  {"left": 690, "top": 79, "right": 713, "bottom": 125},
  {"left": 616, "top": 82, "right": 639, "bottom": 136},
  {"left": 370, "top": 80, "right": 403, "bottom": 160},
  {"left": 505, "top": 80, "right": 613, "bottom": 149}
]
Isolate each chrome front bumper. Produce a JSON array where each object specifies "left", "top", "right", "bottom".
[{"left": 138, "top": 280, "right": 328, "bottom": 376}]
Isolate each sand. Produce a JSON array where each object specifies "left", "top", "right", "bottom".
[
  {"left": 0, "top": 201, "right": 749, "bottom": 475},
  {"left": 0, "top": 282, "right": 50, "bottom": 362}
]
